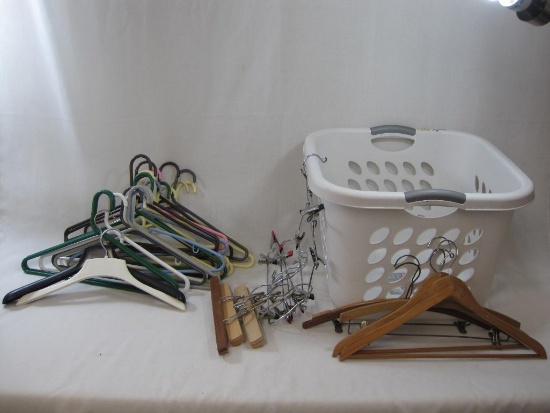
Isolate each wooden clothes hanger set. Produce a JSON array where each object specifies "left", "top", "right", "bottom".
[
  {"left": 304, "top": 272, "right": 547, "bottom": 360},
  {"left": 4, "top": 155, "right": 253, "bottom": 310}
]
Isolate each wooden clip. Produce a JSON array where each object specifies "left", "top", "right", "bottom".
[
  {"left": 221, "top": 283, "right": 244, "bottom": 346},
  {"left": 234, "top": 284, "right": 265, "bottom": 349},
  {"left": 210, "top": 276, "right": 229, "bottom": 355}
]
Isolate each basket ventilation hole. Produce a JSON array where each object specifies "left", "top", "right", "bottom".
[
  {"left": 392, "top": 249, "right": 411, "bottom": 265},
  {"left": 384, "top": 180, "right": 397, "bottom": 192},
  {"left": 387, "top": 269, "right": 407, "bottom": 283},
  {"left": 416, "top": 249, "right": 434, "bottom": 264},
  {"left": 403, "top": 162, "right": 416, "bottom": 175},
  {"left": 393, "top": 228, "right": 414, "bottom": 245},
  {"left": 443, "top": 228, "right": 461, "bottom": 242},
  {"left": 367, "top": 248, "right": 387, "bottom": 264},
  {"left": 366, "top": 179, "right": 379, "bottom": 191},
  {"left": 386, "top": 286, "right": 405, "bottom": 299},
  {"left": 421, "top": 162, "right": 434, "bottom": 176},
  {"left": 457, "top": 268, "right": 475, "bottom": 282},
  {"left": 348, "top": 161, "right": 362, "bottom": 175},
  {"left": 365, "top": 267, "right": 385, "bottom": 283},
  {"left": 402, "top": 179, "right": 415, "bottom": 192},
  {"left": 459, "top": 249, "right": 479, "bottom": 265},
  {"left": 370, "top": 227, "right": 390, "bottom": 244},
  {"left": 367, "top": 161, "right": 380, "bottom": 175},
  {"left": 364, "top": 286, "right": 383, "bottom": 300},
  {"left": 464, "top": 228, "right": 483, "bottom": 245},
  {"left": 348, "top": 179, "right": 361, "bottom": 190},
  {"left": 385, "top": 161, "right": 398, "bottom": 175},
  {"left": 416, "top": 228, "right": 438, "bottom": 245},
  {"left": 419, "top": 180, "right": 432, "bottom": 190}
]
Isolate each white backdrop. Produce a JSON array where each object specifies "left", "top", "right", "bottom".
[
  {"left": 1, "top": 1, "right": 549, "bottom": 267},
  {"left": 1, "top": 1, "right": 550, "bottom": 411}
]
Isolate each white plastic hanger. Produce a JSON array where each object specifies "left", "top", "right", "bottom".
[{"left": 16, "top": 232, "right": 186, "bottom": 310}]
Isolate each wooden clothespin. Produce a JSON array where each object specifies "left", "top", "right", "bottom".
[
  {"left": 220, "top": 283, "right": 244, "bottom": 347},
  {"left": 234, "top": 284, "right": 265, "bottom": 349},
  {"left": 210, "top": 276, "right": 229, "bottom": 355}
]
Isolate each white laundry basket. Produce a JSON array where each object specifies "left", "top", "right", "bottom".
[{"left": 303, "top": 126, "right": 534, "bottom": 307}]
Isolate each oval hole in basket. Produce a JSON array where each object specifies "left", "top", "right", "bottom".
[
  {"left": 387, "top": 268, "right": 408, "bottom": 284},
  {"left": 464, "top": 228, "right": 484, "bottom": 245},
  {"left": 348, "top": 179, "right": 361, "bottom": 190},
  {"left": 386, "top": 286, "right": 405, "bottom": 299},
  {"left": 365, "top": 267, "right": 385, "bottom": 283},
  {"left": 417, "top": 228, "right": 438, "bottom": 245},
  {"left": 393, "top": 228, "right": 414, "bottom": 245},
  {"left": 366, "top": 179, "right": 379, "bottom": 191},
  {"left": 385, "top": 161, "right": 399, "bottom": 175},
  {"left": 364, "top": 286, "right": 383, "bottom": 301},
  {"left": 416, "top": 249, "right": 434, "bottom": 265},
  {"left": 419, "top": 180, "right": 432, "bottom": 190},
  {"left": 443, "top": 228, "right": 461, "bottom": 242},
  {"left": 370, "top": 227, "right": 390, "bottom": 244},
  {"left": 391, "top": 249, "right": 411, "bottom": 265},
  {"left": 457, "top": 268, "right": 475, "bottom": 283},
  {"left": 402, "top": 179, "right": 415, "bottom": 192},
  {"left": 459, "top": 249, "right": 479, "bottom": 265},
  {"left": 366, "top": 161, "right": 380, "bottom": 175},
  {"left": 348, "top": 161, "right": 362, "bottom": 175},
  {"left": 421, "top": 162, "right": 435, "bottom": 176},
  {"left": 367, "top": 248, "right": 387, "bottom": 264},
  {"left": 384, "top": 179, "right": 397, "bottom": 192},
  {"left": 403, "top": 162, "right": 416, "bottom": 175},
  {"left": 372, "top": 136, "right": 414, "bottom": 152}
]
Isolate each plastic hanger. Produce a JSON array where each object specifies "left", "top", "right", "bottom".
[
  {"left": 156, "top": 162, "right": 253, "bottom": 266},
  {"left": 21, "top": 189, "right": 181, "bottom": 294},
  {"left": 332, "top": 273, "right": 547, "bottom": 360},
  {"left": 15, "top": 231, "right": 186, "bottom": 310},
  {"left": 121, "top": 185, "right": 218, "bottom": 285},
  {"left": 5, "top": 244, "right": 186, "bottom": 305},
  {"left": 105, "top": 194, "right": 192, "bottom": 292}
]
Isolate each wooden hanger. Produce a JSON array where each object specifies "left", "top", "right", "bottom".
[
  {"left": 303, "top": 275, "right": 520, "bottom": 331},
  {"left": 332, "top": 273, "right": 547, "bottom": 360}
]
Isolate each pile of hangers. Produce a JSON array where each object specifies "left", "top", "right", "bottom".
[
  {"left": 304, "top": 272, "right": 547, "bottom": 360},
  {"left": 3, "top": 154, "right": 253, "bottom": 310}
]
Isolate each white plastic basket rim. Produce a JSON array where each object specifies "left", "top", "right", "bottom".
[{"left": 303, "top": 127, "right": 534, "bottom": 211}]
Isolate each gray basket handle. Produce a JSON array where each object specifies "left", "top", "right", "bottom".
[
  {"left": 405, "top": 189, "right": 466, "bottom": 205},
  {"left": 371, "top": 125, "right": 416, "bottom": 136}
]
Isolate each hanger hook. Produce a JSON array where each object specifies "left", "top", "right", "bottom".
[
  {"left": 129, "top": 154, "right": 156, "bottom": 186},
  {"left": 428, "top": 236, "right": 459, "bottom": 273},
  {"left": 303, "top": 153, "right": 328, "bottom": 165},
  {"left": 393, "top": 254, "right": 422, "bottom": 298}
]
